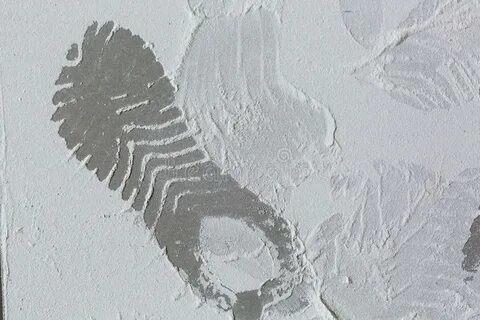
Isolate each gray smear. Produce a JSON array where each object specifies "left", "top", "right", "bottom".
[
  {"left": 232, "top": 290, "right": 264, "bottom": 320},
  {"left": 339, "top": 0, "right": 384, "bottom": 49},
  {"left": 52, "top": 21, "right": 306, "bottom": 318},
  {"left": 462, "top": 215, "right": 480, "bottom": 273}
]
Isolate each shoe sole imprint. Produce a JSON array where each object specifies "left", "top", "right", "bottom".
[{"left": 51, "top": 21, "right": 304, "bottom": 319}]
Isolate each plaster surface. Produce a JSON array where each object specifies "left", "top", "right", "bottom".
[{"left": 2, "top": 0, "right": 480, "bottom": 319}]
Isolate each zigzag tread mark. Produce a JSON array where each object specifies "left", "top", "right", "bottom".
[{"left": 52, "top": 21, "right": 306, "bottom": 314}]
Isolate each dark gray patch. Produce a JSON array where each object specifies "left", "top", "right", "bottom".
[
  {"left": 232, "top": 290, "right": 264, "bottom": 320},
  {"left": 66, "top": 43, "right": 78, "bottom": 61},
  {"left": 462, "top": 215, "right": 480, "bottom": 273},
  {"left": 149, "top": 163, "right": 304, "bottom": 315},
  {"left": 52, "top": 20, "right": 175, "bottom": 186},
  {"left": 52, "top": 21, "right": 303, "bottom": 318}
]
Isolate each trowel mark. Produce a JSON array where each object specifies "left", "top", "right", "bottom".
[{"left": 52, "top": 21, "right": 305, "bottom": 318}]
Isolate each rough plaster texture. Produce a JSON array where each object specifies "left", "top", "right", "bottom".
[{"left": 2, "top": 0, "right": 480, "bottom": 319}]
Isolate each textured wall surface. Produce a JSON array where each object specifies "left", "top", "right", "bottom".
[{"left": 2, "top": 0, "right": 480, "bottom": 319}]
